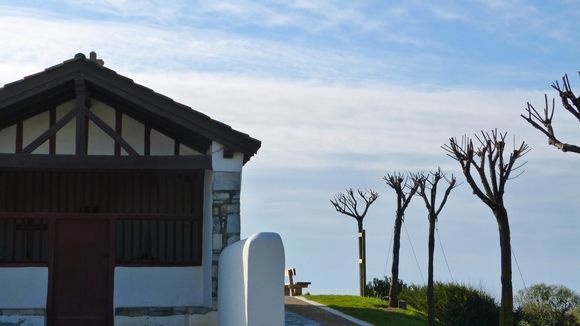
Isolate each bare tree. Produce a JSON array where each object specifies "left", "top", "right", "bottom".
[
  {"left": 384, "top": 173, "right": 419, "bottom": 308},
  {"left": 330, "top": 188, "right": 379, "bottom": 296},
  {"left": 443, "top": 130, "right": 530, "bottom": 326},
  {"left": 414, "top": 169, "right": 457, "bottom": 326},
  {"left": 522, "top": 73, "right": 580, "bottom": 153}
]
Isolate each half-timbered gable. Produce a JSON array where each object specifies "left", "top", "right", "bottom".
[{"left": 0, "top": 52, "right": 260, "bottom": 326}]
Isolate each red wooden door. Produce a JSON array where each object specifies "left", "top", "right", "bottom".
[{"left": 51, "top": 219, "right": 111, "bottom": 326}]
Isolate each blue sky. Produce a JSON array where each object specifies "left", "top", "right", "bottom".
[{"left": 0, "top": 0, "right": 579, "bottom": 298}]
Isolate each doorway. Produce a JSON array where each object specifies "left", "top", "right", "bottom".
[{"left": 50, "top": 219, "right": 112, "bottom": 326}]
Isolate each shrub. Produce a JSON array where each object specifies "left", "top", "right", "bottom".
[
  {"left": 572, "top": 306, "right": 580, "bottom": 324},
  {"left": 399, "top": 282, "right": 499, "bottom": 325},
  {"left": 364, "top": 277, "right": 407, "bottom": 299},
  {"left": 516, "top": 284, "right": 580, "bottom": 326}
]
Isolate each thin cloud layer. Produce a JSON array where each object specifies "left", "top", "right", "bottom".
[
  {"left": 132, "top": 71, "right": 563, "bottom": 172},
  {"left": 3, "top": 2, "right": 580, "bottom": 87}
]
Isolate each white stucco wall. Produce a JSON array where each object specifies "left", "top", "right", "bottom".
[
  {"left": 217, "top": 240, "right": 245, "bottom": 324},
  {"left": 114, "top": 267, "right": 204, "bottom": 307},
  {"left": 203, "top": 170, "right": 213, "bottom": 308},
  {"left": 210, "top": 141, "right": 243, "bottom": 172},
  {"left": 0, "top": 124, "right": 16, "bottom": 153},
  {"left": 23, "top": 111, "right": 49, "bottom": 154},
  {"left": 88, "top": 100, "right": 115, "bottom": 155},
  {"left": 0, "top": 98, "right": 200, "bottom": 156},
  {"left": 0, "top": 267, "right": 48, "bottom": 308},
  {"left": 121, "top": 114, "right": 144, "bottom": 155},
  {"left": 55, "top": 100, "right": 76, "bottom": 154},
  {"left": 244, "top": 233, "right": 285, "bottom": 326},
  {"left": 218, "top": 233, "right": 285, "bottom": 326}
]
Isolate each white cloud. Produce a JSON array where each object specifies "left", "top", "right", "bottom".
[
  {"left": 0, "top": 6, "right": 432, "bottom": 85},
  {"left": 56, "top": 0, "right": 184, "bottom": 21},
  {"left": 131, "top": 71, "right": 575, "bottom": 173},
  {"left": 201, "top": 0, "right": 296, "bottom": 27}
]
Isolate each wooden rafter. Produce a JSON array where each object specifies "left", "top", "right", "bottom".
[
  {"left": 49, "top": 107, "right": 56, "bottom": 154},
  {"left": 75, "top": 77, "right": 88, "bottom": 156},
  {"left": 144, "top": 125, "right": 151, "bottom": 156},
  {"left": 19, "top": 77, "right": 138, "bottom": 156},
  {"left": 89, "top": 87, "right": 211, "bottom": 154},
  {"left": 86, "top": 110, "right": 138, "bottom": 156},
  {"left": 15, "top": 121, "right": 22, "bottom": 152},
  {"left": 21, "top": 107, "right": 76, "bottom": 154},
  {"left": 114, "top": 109, "right": 122, "bottom": 156},
  {"left": 0, "top": 154, "right": 211, "bottom": 170}
]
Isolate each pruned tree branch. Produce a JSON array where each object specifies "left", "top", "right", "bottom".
[
  {"left": 522, "top": 73, "right": 580, "bottom": 154},
  {"left": 383, "top": 172, "right": 419, "bottom": 213},
  {"left": 442, "top": 130, "right": 529, "bottom": 210},
  {"left": 414, "top": 168, "right": 458, "bottom": 220},
  {"left": 330, "top": 188, "right": 379, "bottom": 222}
]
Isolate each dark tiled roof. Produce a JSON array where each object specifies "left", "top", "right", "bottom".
[{"left": 0, "top": 53, "right": 261, "bottom": 163}]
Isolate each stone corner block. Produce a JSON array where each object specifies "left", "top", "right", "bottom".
[{"left": 212, "top": 172, "right": 241, "bottom": 191}]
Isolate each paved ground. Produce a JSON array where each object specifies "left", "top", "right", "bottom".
[
  {"left": 285, "top": 296, "right": 360, "bottom": 326},
  {"left": 285, "top": 310, "right": 321, "bottom": 326}
]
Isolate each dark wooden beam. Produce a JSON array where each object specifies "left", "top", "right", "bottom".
[
  {"left": 75, "top": 78, "right": 88, "bottom": 156},
  {"left": 0, "top": 154, "right": 211, "bottom": 170},
  {"left": 16, "top": 121, "right": 23, "bottom": 153},
  {"left": 84, "top": 68, "right": 260, "bottom": 155},
  {"left": 21, "top": 107, "right": 77, "bottom": 154},
  {"left": 89, "top": 87, "right": 211, "bottom": 154},
  {"left": 0, "top": 69, "right": 78, "bottom": 109},
  {"left": 86, "top": 110, "right": 138, "bottom": 156},
  {"left": 0, "top": 87, "right": 75, "bottom": 132},
  {"left": 49, "top": 107, "right": 56, "bottom": 155},
  {"left": 174, "top": 140, "right": 180, "bottom": 156},
  {"left": 0, "top": 90, "right": 74, "bottom": 133},
  {"left": 84, "top": 115, "right": 89, "bottom": 154},
  {"left": 115, "top": 109, "right": 122, "bottom": 156},
  {"left": 87, "top": 82, "right": 212, "bottom": 152},
  {"left": 144, "top": 125, "right": 151, "bottom": 156},
  {"left": 223, "top": 147, "right": 234, "bottom": 159}
]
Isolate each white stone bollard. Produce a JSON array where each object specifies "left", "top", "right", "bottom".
[{"left": 218, "top": 232, "right": 285, "bottom": 326}]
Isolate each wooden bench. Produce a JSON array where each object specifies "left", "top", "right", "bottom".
[{"left": 284, "top": 268, "right": 311, "bottom": 296}]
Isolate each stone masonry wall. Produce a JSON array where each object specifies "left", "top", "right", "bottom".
[{"left": 211, "top": 171, "right": 241, "bottom": 307}]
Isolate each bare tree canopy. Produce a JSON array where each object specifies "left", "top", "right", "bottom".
[
  {"left": 414, "top": 168, "right": 457, "bottom": 326},
  {"left": 415, "top": 169, "right": 457, "bottom": 220},
  {"left": 330, "top": 188, "right": 379, "bottom": 296},
  {"left": 330, "top": 188, "right": 379, "bottom": 226},
  {"left": 383, "top": 173, "right": 417, "bottom": 212},
  {"left": 443, "top": 130, "right": 530, "bottom": 208},
  {"left": 383, "top": 172, "right": 419, "bottom": 308},
  {"left": 522, "top": 73, "right": 580, "bottom": 153},
  {"left": 443, "top": 130, "right": 529, "bottom": 326}
]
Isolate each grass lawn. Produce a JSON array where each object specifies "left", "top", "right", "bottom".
[{"left": 304, "top": 294, "right": 432, "bottom": 326}]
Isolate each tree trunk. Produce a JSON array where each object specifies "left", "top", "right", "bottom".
[
  {"left": 357, "top": 220, "right": 366, "bottom": 296},
  {"left": 362, "top": 229, "right": 366, "bottom": 296},
  {"left": 495, "top": 207, "right": 514, "bottom": 326},
  {"left": 427, "top": 216, "right": 436, "bottom": 326},
  {"left": 389, "top": 211, "right": 403, "bottom": 308}
]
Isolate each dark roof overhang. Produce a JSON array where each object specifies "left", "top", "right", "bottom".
[{"left": 0, "top": 53, "right": 261, "bottom": 163}]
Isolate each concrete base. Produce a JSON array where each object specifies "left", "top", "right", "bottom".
[
  {"left": 0, "top": 315, "right": 44, "bottom": 326},
  {"left": 114, "top": 311, "right": 217, "bottom": 326}
]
